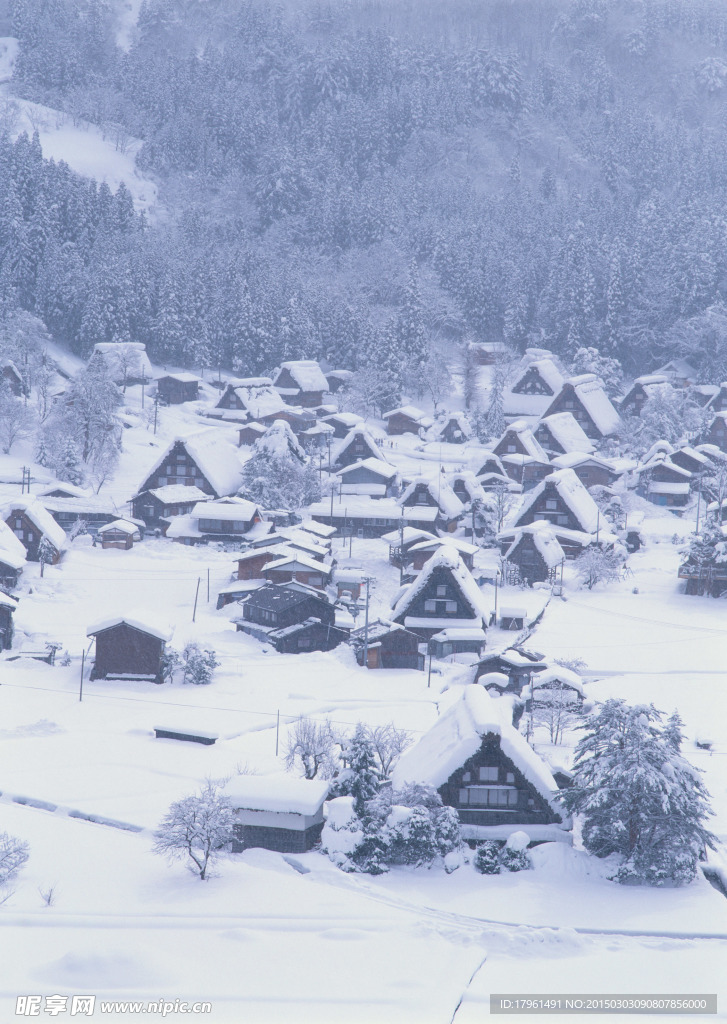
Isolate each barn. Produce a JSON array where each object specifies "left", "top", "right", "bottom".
[
  {"left": 87, "top": 614, "right": 172, "bottom": 683},
  {"left": 156, "top": 373, "right": 200, "bottom": 405}
]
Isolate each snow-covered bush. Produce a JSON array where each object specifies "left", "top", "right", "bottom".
[
  {"left": 181, "top": 644, "right": 219, "bottom": 685},
  {"left": 474, "top": 841, "right": 500, "bottom": 874},
  {"left": 500, "top": 831, "right": 532, "bottom": 872},
  {"left": 0, "top": 831, "right": 29, "bottom": 886},
  {"left": 574, "top": 545, "right": 625, "bottom": 590},
  {"left": 322, "top": 786, "right": 462, "bottom": 874}
]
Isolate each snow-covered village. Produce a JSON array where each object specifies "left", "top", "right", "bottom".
[{"left": 1, "top": 1, "right": 727, "bottom": 1022}]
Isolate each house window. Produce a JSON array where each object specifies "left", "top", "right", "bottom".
[
  {"left": 459, "top": 787, "right": 518, "bottom": 807},
  {"left": 564, "top": 399, "right": 574, "bottom": 409},
  {"left": 298, "top": 636, "right": 312, "bottom": 649},
  {"left": 545, "top": 499, "right": 557, "bottom": 510},
  {"left": 557, "top": 515, "right": 570, "bottom": 526},
  {"left": 14, "top": 519, "right": 22, "bottom": 529},
  {"left": 144, "top": 505, "right": 154, "bottom": 518},
  {"left": 462, "top": 772, "right": 471, "bottom": 782},
  {"left": 479, "top": 767, "right": 498, "bottom": 782},
  {"left": 506, "top": 772, "right": 515, "bottom": 784},
  {"left": 27, "top": 531, "right": 34, "bottom": 542},
  {"left": 436, "top": 585, "right": 447, "bottom": 597},
  {"left": 507, "top": 443, "right": 517, "bottom": 452},
  {"left": 158, "top": 478, "right": 167, "bottom": 486}
]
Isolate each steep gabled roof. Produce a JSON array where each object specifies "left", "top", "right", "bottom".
[
  {"left": 2, "top": 498, "right": 67, "bottom": 551},
  {"left": 504, "top": 522, "right": 566, "bottom": 570},
  {"left": 399, "top": 476, "right": 464, "bottom": 520},
  {"left": 140, "top": 431, "right": 245, "bottom": 497},
  {"left": 336, "top": 457, "right": 398, "bottom": 481},
  {"left": 391, "top": 686, "right": 561, "bottom": 816},
  {"left": 499, "top": 420, "right": 548, "bottom": 460},
  {"left": 559, "top": 375, "right": 623, "bottom": 436},
  {"left": 515, "top": 468, "right": 600, "bottom": 533},
  {"left": 274, "top": 360, "right": 329, "bottom": 393},
  {"left": 220, "top": 378, "right": 288, "bottom": 419},
  {"left": 330, "top": 426, "right": 385, "bottom": 465},
  {"left": 0, "top": 520, "right": 28, "bottom": 569},
  {"left": 537, "top": 412, "right": 594, "bottom": 454},
  {"left": 429, "top": 412, "right": 474, "bottom": 442},
  {"left": 382, "top": 405, "right": 434, "bottom": 428},
  {"left": 392, "top": 545, "right": 488, "bottom": 622}
]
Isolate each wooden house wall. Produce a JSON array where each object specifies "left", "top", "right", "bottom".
[
  {"left": 512, "top": 365, "right": 555, "bottom": 395},
  {"left": 0, "top": 605, "right": 13, "bottom": 648},
  {"left": 263, "top": 566, "right": 328, "bottom": 590},
  {"left": 243, "top": 594, "right": 334, "bottom": 629},
  {"left": 386, "top": 414, "right": 420, "bottom": 436},
  {"left": 5, "top": 511, "right": 60, "bottom": 562},
  {"left": 273, "top": 621, "right": 347, "bottom": 653},
  {"left": 335, "top": 433, "right": 380, "bottom": 468},
  {"left": 515, "top": 484, "right": 582, "bottom": 531},
  {"left": 157, "top": 378, "right": 199, "bottom": 404},
  {"left": 438, "top": 734, "right": 560, "bottom": 827},
  {"left": 493, "top": 432, "right": 528, "bottom": 458},
  {"left": 545, "top": 387, "right": 601, "bottom": 438},
  {"left": 570, "top": 464, "right": 614, "bottom": 488},
  {"left": 395, "top": 564, "right": 479, "bottom": 625},
  {"left": 91, "top": 624, "right": 164, "bottom": 681},
  {"left": 141, "top": 442, "right": 215, "bottom": 495},
  {"left": 506, "top": 534, "right": 552, "bottom": 584},
  {"left": 237, "top": 551, "right": 275, "bottom": 580},
  {"left": 0, "top": 559, "right": 20, "bottom": 589},
  {"left": 216, "top": 386, "right": 244, "bottom": 410}
]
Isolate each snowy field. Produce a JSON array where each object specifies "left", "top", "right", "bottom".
[{"left": 0, "top": 383, "right": 721, "bottom": 1020}]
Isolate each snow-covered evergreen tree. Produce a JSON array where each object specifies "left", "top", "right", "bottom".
[
  {"left": 560, "top": 699, "right": 716, "bottom": 886},
  {"left": 239, "top": 421, "right": 321, "bottom": 510}
]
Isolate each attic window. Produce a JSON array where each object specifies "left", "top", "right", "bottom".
[
  {"left": 460, "top": 787, "right": 518, "bottom": 807},
  {"left": 436, "top": 585, "right": 447, "bottom": 597},
  {"left": 545, "top": 499, "right": 557, "bottom": 510},
  {"left": 507, "top": 444, "right": 517, "bottom": 453},
  {"left": 479, "top": 767, "right": 498, "bottom": 782},
  {"left": 506, "top": 772, "right": 515, "bottom": 784},
  {"left": 462, "top": 772, "right": 471, "bottom": 782}
]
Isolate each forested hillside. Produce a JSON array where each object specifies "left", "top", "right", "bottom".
[{"left": 6, "top": 0, "right": 727, "bottom": 381}]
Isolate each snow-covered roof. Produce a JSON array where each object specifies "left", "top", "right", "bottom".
[
  {"left": 399, "top": 476, "right": 464, "bottom": 519},
  {"left": 87, "top": 612, "right": 173, "bottom": 642},
  {"left": 513, "top": 357, "right": 564, "bottom": 394},
  {"left": 2, "top": 499, "right": 67, "bottom": 551},
  {"left": 430, "top": 627, "right": 486, "bottom": 642},
  {"left": 505, "top": 523, "right": 566, "bottom": 570},
  {"left": 308, "top": 497, "right": 439, "bottom": 522},
  {"left": 0, "top": 521, "right": 28, "bottom": 569},
  {"left": 222, "top": 773, "right": 329, "bottom": 815},
  {"left": 500, "top": 606, "right": 527, "bottom": 618},
  {"left": 391, "top": 686, "right": 561, "bottom": 815},
  {"left": 381, "top": 526, "right": 433, "bottom": 546},
  {"left": 192, "top": 498, "right": 261, "bottom": 522},
  {"left": 392, "top": 545, "right": 489, "bottom": 622},
  {"left": 157, "top": 371, "right": 199, "bottom": 383},
  {"left": 140, "top": 431, "right": 245, "bottom": 498},
  {"left": 228, "top": 378, "right": 289, "bottom": 419},
  {"left": 265, "top": 552, "right": 332, "bottom": 574},
  {"left": 532, "top": 666, "right": 584, "bottom": 695},
  {"left": 550, "top": 452, "right": 616, "bottom": 473},
  {"left": 429, "top": 412, "right": 474, "bottom": 442},
  {"left": 497, "top": 420, "right": 548, "bottom": 461},
  {"left": 515, "top": 468, "right": 600, "bottom": 534},
  {"left": 566, "top": 375, "right": 623, "bottom": 436},
  {"left": 299, "top": 519, "right": 337, "bottom": 540},
  {"left": 98, "top": 519, "right": 139, "bottom": 536},
  {"left": 146, "top": 485, "right": 209, "bottom": 504},
  {"left": 274, "top": 360, "right": 329, "bottom": 393},
  {"left": 410, "top": 536, "right": 478, "bottom": 557},
  {"left": 91, "top": 342, "right": 152, "bottom": 381},
  {"left": 330, "top": 426, "right": 385, "bottom": 465},
  {"left": 445, "top": 471, "right": 487, "bottom": 506},
  {"left": 382, "top": 405, "right": 434, "bottom": 427},
  {"left": 478, "top": 671, "right": 511, "bottom": 689},
  {"left": 336, "top": 457, "right": 398, "bottom": 480},
  {"left": 655, "top": 358, "right": 697, "bottom": 379},
  {"left": 537, "top": 412, "right": 594, "bottom": 454},
  {"left": 322, "top": 411, "right": 363, "bottom": 429},
  {"left": 36, "top": 482, "right": 89, "bottom": 499},
  {"left": 647, "top": 481, "right": 691, "bottom": 495}
]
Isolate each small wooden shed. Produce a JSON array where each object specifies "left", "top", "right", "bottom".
[
  {"left": 87, "top": 614, "right": 172, "bottom": 683},
  {"left": 98, "top": 519, "right": 141, "bottom": 550},
  {"left": 156, "top": 373, "right": 200, "bottom": 405},
  {"left": 224, "top": 775, "right": 328, "bottom": 853}
]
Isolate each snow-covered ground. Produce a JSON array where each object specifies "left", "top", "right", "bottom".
[
  {"left": 0, "top": 36, "right": 158, "bottom": 216},
  {"left": 0, "top": 366, "right": 725, "bottom": 1020}
]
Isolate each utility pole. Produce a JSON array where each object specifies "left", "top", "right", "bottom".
[
  {"left": 275, "top": 710, "right": 280, "bottom": 756},
  {"left": 362, "top": 576, "right": 372, "bottom": 668},
  {"left": 207, "top": 568, "right": 210, "bottom": 603},
  {"left": 192, "top": 577, "right": 201, "bottom": 622},
  {"left": 327, "top": 434, "right": 332, "bottom": 473},
  {"left": 493, "top": 569, "right": 500, "bottom": 625},
  {"left": 399, "top": 507, "right": 405, "bottom": 585},
  {"left": 79, "top": 649, "right": 85, "bottom": 702},
  {"left": 153, "top": 394, "right": 159, "bottom": 435},
  {"left": 427, "top": 646, "right": 433, "bottom": 688},
  {"left": 696, "top": 487, "right": 702, "bottom": 534}
]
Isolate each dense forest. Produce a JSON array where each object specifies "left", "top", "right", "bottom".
[{"left": 5, "top": 0, "right": 727, "bottom": 383}]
